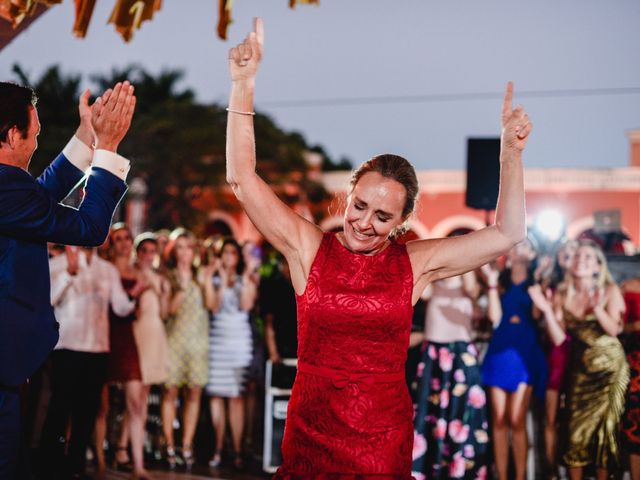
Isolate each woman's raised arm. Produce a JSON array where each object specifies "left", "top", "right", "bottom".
[
  {"left": 528, "top": 285, "right": 567, "bottom": 345},
  {"left": 226, "top": 18, "right": 322, "bottom": 294},
  {"left": 408, "top": 82, "right": 530, "bottom": 296}
]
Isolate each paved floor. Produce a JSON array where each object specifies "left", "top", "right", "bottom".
[
  {"left": 99, "top": 462, "right": 271, "bottom": 480},
  {"left": 104, "top": 471, "right": 216, "bottom": 479},
  {"left": 101, "top": 469, "right": 268, "bottom": 480}
]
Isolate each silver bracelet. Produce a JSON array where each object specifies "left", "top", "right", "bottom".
[{"left": 226, "top": 107, "right": 255, "bottom": 116}]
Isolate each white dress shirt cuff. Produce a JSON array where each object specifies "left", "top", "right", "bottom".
[
  {"left": 62, "top": 136, "right": 93, "bottom": 173},
  {"left": 92, "top": 149, "right": 130, "bottom": 181}
]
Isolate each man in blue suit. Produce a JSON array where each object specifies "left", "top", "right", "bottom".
[{"left": 0, "top": 80, "right": 136, "bottom": 478}]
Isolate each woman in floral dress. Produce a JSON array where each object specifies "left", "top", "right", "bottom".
[{"left": 411, "top": 271, "right": 489, "bottom": 479}]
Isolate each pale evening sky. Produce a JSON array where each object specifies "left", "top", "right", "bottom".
[{"left": 1, "top": 0, "right": 639, "bottom": 171}]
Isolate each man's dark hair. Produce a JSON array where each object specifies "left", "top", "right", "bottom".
[{"left": 0, "top": 82, "right": 37, "bottom": 143}]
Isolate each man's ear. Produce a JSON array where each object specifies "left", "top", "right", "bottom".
[{"left": 5, "top": 125, "right": 19, "bottom": 150}]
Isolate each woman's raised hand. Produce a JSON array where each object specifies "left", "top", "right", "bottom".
[
  {"left": 228, "top": 17, "right": 264, "bottom": 83},
  {"left": 200, "top": 263, "right": 217, "bottom": 282},
  {"left": 130, "top": 275, "right": 150, "bottom": 299},
  {"left": 528, "top": 284, "right": 553, "bottom": 313},
  {"left": 501, "top": 82, "right": 532, "bottom": 152},
  {"left": 480, "top": 262, "right": 500, "bottom": 288},
  {"left": 587, "top": 286, "right": 607, "bottom": 313},
  {"left": 245, "top": 256, "right": 261, "bottom": 277}
]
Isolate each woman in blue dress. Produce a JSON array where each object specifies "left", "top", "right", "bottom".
[{"left": 481, "top": 239, "right": 547, "bottom": 480}]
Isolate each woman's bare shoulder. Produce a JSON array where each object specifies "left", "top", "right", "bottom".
[{"left": 622, "top": 277, "right": 640, "bottom": 293}]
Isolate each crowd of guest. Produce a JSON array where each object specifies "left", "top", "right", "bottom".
[
  {"left": 408, "top": 233, "right": 640, "bottom": 480},
  {"left": 22, "top": 223, "right": 640, "bottom": 480},
  {"left": 29, "top": 225, "right": 289, "bottom": 479}
]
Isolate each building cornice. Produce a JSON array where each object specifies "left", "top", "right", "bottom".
[
  {"left": 322, "top": 167, "right": 640, "bottom": 194},
  {"left": 627, "top": 129, "right": 640, "bottom": 141}
]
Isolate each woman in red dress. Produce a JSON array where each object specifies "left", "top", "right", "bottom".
[
  {"left": 94, "top": 223, "right": 151, "bottom": 478},
  {"left": 225, "top": 19, "right": 532, "bottom": 478}
]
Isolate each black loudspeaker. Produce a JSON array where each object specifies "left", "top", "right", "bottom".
[
  {"left": 606, "top": 254, "right": 640, "bottom": 284},
  {"left": 465, "top": 138, "right": 501, "bottom": 210}
]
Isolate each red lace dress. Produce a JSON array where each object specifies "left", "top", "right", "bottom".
[{"left": 275, "top": 232, "right": 415, "bottom": 479}]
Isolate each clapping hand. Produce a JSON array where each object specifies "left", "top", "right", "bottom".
[
  {"left": 201, "top": 257, "right": 221, "bottom": 282},
  {"left": 160, "top": 278, "right": 171, "bottom": 297},
  {"left": 75, "top": 89, "right": 97, "bottom": 148},
  {"left": 528, "top": 284, "right": 553, "bottom": 314},
  {"left": 246, "top": 255, "right": 261, "bottom": 275},
  {"left": 565, "top": 286, "right": 605, "bottom": 318},
  {"left": 501, "top": 82, "right": 532, "bottom": 152},
  {"left": 480, "top": 262, "right": 500, "bottom": 288},
  {"left": 74, "top": 88, "right": 117, "bottom": 148},
  {"left": 217, "top": 259, "right": 229, "bottom": 286},
  {"left": 533, "top": 254, "right": 554, "bottom": 283},
  {"left": 130, "top": 274, "right": 150, "bottom": 299},
  {"left": 91, "top": 81, "right": 137, "bottom": 152},
  {"left": 65, "top": 246, "right": 80, "bottom": 276},
  {"left": 228, "top": 18, "right": 264, "bottom": 83},
  {"left": 586, "top": 287, "right": 606, "bottom": 314}
]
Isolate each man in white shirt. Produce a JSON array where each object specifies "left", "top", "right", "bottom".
[{"left": 39, "top": 246, "right": 140, "bottom": 479}]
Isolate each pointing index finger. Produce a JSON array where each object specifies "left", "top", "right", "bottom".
[
  {"left": 254, "top": 17, "right": 264, "bottom": 46},
  {"left": 502, "top": 81, "right": 513, "bottom": 122}
]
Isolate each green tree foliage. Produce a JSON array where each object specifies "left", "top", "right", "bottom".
[
  {"left": 12, "top": 64, "right": 350, "bottom": 232},
  {"left": 309, "top": 144, "right": 352, "bottom": 172}
]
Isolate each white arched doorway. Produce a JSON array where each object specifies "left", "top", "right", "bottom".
[
  {"left": 567, "top": 216, "right": 594, "bottom": 240},
  {"left": 430, "top": 215, "right": 486, "bottom": 239},
  {"left": 206, "top": 210, "right": 241, "bottom": 238}
]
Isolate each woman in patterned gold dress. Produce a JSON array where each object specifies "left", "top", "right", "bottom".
[
  {"left": 160, "top": 228, "right": 212, "bottom": 467},
  {"left": 529, "top": 239, "right": 628, "bottom": 480}
]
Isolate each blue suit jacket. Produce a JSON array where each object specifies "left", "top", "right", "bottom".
[{"left": 0, "top": 154, "right": 127, "bottom": 386}]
